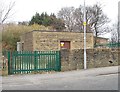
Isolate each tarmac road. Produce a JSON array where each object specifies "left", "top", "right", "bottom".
[{"left": 2, "top": 66, "right": 119, "bottom": 90}]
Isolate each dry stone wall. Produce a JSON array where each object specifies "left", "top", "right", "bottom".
[{"left": 60, "top": 48, "right": 119, "bottom": 71}]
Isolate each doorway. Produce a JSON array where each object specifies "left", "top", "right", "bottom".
[{"left": 60, "top": 41, "right": 70, "bottom": 49}]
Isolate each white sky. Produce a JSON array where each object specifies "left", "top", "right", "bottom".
[
  {"left": 3, "top": 0, "right": 120, "bottom": 38},
  {"left": 4, "top": 0, "right": 119, "bottom": 23}
]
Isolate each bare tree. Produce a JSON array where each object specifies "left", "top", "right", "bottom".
[
  {"left": 0, "top": 1, "right": 15, "bottom": 50},
  {"left": 111, "top": 22, "right": 119, "bottom": 43},
  {"left": 58, "top": 3, "right": 110, "bottom": 45},
  {"left": 0, "top": 1, "right": 15, "bottom": 24},
  {"left": 58, "top": 7, "right": 76, "bottom": 31}
]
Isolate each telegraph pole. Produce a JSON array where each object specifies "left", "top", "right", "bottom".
[{"left": 83, "top": 0, "right": 87, "bottom": 69}]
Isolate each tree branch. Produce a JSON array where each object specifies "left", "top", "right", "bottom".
[{"left": 1, "top": 1, "right": 15, "bottom": 23}]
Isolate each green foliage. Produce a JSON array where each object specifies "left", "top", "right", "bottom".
[
  {"left": 29, "top": 12, "right": 65, "bottom": 31},
  {"left": 2, "top": 24, "right": 52, "bottom": 51}
]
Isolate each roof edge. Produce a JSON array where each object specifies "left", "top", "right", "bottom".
[{"left": 32, "top": 30, "right": 93, "bottom": 33}]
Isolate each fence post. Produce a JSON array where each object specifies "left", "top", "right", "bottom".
[
  {"left": 58, "top": 51, "right": 61, "bottom": 71},
  {"left": 34, "top": 51, "right": 37, "bottom": 73},
  {"left": 56, "top": 51, "right": 61, "bottom": 71},
  {"left": 8, "top": 51, "right": 11, "bottom": 75}
]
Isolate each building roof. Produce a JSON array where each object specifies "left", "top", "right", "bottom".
[
  {"left": 32, "top": 30, "right": 93, "bottom": 33},
  {"left": 21, "top": 30, "right": 93, "bottom": 36},
  {"left": 94, "top": 36, "right": 109, "bottom": 40}
]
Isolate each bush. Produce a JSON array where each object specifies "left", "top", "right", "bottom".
[{"left": 2, "top": 23, "right": 52, "bottom": 51}]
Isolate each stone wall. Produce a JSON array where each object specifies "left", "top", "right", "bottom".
[
  {"left": 94, "top": 37, "right": 108, "bottom": 44},
  {"left": 32, "top": 31, "right": 94, "bottom": 51},
  {"left": 61, "top": 48, "right": 119, "bottom": 71},
  {"left": 20, "top": 30, "right": 94, "bottom": 51},
  {"left": 20, "top": 32, "right": 33, "bottom": 51}
]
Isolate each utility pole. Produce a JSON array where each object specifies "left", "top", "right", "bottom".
[{"left": 83, "top": 0, "right": 87, "bottom": 69}]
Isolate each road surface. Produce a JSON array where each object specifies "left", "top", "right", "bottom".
[{"left": 2, "top": 66, "right": 119, "bottom": 90}]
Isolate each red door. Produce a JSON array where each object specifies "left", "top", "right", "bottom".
[{"left": 60, "top": 41, "right": 70, "bottom": 49}]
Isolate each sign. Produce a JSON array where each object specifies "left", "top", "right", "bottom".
[
  {"left": 60, "top": 42, "right": 64, "bottom": 46},
  {"left": 83, "top": 22, "right": 86, "bottom": 26}
]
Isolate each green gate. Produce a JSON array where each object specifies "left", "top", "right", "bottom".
[{"left": 7, "top": 51, "right": 61, "bottom": 75}]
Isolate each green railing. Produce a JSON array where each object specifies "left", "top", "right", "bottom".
[
  {"left": 94, "top": 42, "right": 120, "bottom": 48},
  {"left": 7, "top": 51, "right": 61, "bottom": 75}
]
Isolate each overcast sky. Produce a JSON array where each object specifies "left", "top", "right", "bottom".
[{"left": 4, "top": 0, "right": 119, "bottom": 24}]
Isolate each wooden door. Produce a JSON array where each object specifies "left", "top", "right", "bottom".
[{"left": 60, "top": 41, "right": 70, "bottom": 49}]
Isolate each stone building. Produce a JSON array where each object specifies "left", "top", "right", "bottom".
[
  {"left": 20, "top": 30, "right": 94, "bottom": 51},
  {"left": 95, "top": 37, "right": 108, "bottom": 44}
]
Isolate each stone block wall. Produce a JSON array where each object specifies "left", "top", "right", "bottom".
[
  {"left": 61, "top": 48, "right": 119, "bottom": 71},
  {"left": 94, "top": 37, "right": 108, "bottom": 44},
  {"left": 33, "top": 31, "right": 59, "bottom": 51},
  {"left": 20, "top": 32, "right": 33, "bottom": 51},
  {"left": 20, "top": 30, "right": 94, "bottom": 51},
  {"left": 32, "top": 31, "right": 94, "bottom": 51}
]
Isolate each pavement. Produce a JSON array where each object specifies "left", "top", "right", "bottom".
[{"left": 1, "top": 66, "right": 119, "bottom": 90}]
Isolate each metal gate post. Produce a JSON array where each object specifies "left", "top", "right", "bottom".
[
  {"left": 34, "top": 51, "right": 37, "bottom": 73},
  {"left": 8, "top": 51, "right": 11, "bottom": 75},
  {"left": 58, "top": 51, "right": 61, "bottom": 71},
  {"left": 56, "top": 51, "right": 61, "bottom": 71}
]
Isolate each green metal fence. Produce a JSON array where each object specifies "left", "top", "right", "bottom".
[
  {"left": 107, "top": 43, "right": 120, "bottom": 48},
  {"left": 94, "top": 42, "right": 120, "bottom": 48},
  {"left": 7, "top": 51, "right": 61, "bottom": 75}
]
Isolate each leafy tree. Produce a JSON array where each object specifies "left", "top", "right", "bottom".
[
  {"left": 29, "top": 13, "right": 41, "bottom": 25},
  {"left": 29, "top": 12, "right": 65, "bottom": 31}
]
